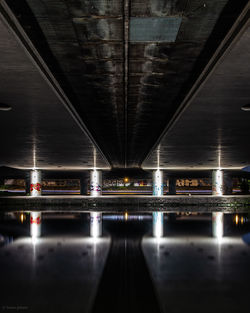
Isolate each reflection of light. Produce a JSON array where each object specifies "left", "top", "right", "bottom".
[
  {"left": 32, "top": 236, "right": 38, "bottom": 245},
  {"left": 125, "top": 212, "right": 128, "bottom": 221},
  {"left": 241, "top": 216, "right": 244, "bottom": 225},
  {"left": 212, "top": 212, "right": 223, "bottom": 239},
  {"left": 90, "top": 212, "right": 102, "bottom": 238},
  {"left": 20, "top": 213, "right": 24, "bottom": 223},
  {"left": 152, "top": 212, "right": 163, "bottom": 238},
  {"left": 235, "top": 214, "right": 239, "bottom": 225}
]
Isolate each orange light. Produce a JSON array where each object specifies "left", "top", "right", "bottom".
[
  {"left": 124, "top": 177, "right": 129, "bottom": 183},
  {"left": 125, "top": 212, "right": 128, "bottom": 221},
  {"left": 235, "top": 214, "right": 239, "bottom": 225}
]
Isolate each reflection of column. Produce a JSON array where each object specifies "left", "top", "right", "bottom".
[
  {"left": 212, "top": 169, "right": 223, "bottom": 196},
  {"left": 152, "top": 170, "right": 164, "bottom": 237},
  {"left": 30, "top": 170, "right": 42, "bottom": 196},
  {"left": 90, "top": 170, "right": 102, "bottom": 197},
  {"left": 212, "top": 212, "right": 223, "bottom": 238},
  {"left": 30, "top": 212, "right": 42, "bottom": 237},
  {"left": 212, "top": 170, "right": 224, "bottom": 238},
  {"left": 152, "top": 212, "right": 164, "bottom": 238},
  {"left": 90, "top": 212, "right": 102, "bottom": 237},
  {"left": 90, "top": 170, "right": 102, "bottom": 237}
]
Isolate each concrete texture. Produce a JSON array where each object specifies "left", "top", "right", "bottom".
[
  {"left": 0, "top": 195, "right": 249, "bottom": 213},
  {"left": 142, "top": 235, "right": 250, "bottom": 313},
  {"left": 0, "top": 236, "right": 110, "bottom": 313}
]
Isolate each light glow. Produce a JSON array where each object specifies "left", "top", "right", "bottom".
[
  {"left": 90, "top": 212, "right": 102, "bottom": 238},
  {"left": 212, "top": 169, "right": 223, "bottom": 196},
  {"left": 152, "top": 212, "right": 164, "bottom": 238},
  {"left": 30, "top": 212, "right": 42, "bottom": 238},
  {"left": 212, "top": 212, "right": 223, "bottom": 239}
]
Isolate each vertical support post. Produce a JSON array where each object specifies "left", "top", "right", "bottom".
[
  {"left": 90, "top": 170, "right": 102, "bottom": 237},
  {"left": 30, "top": 211, "right": 42, "bottom": 238},
  {"left": 212, "top": 170, "right": 224, "bottom": 238},
  {"left": 80, "top": 175, "right": 88, "bottom": 195},
  {"left": 30, "top": 170, "right": 42, "bottom": 197},
  {"left": 212, "top": 169, "right": 223, "bottom": 196},
  {"left": 168, "top": 177, "right": 176, "bottom": 195},
  {"left": 90, "top": 170, "right": 102, "bottom": 197},
  {"left": 152, "top": 170, "right": 164, "bottom": 237}
]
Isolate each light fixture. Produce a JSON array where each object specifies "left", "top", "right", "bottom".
[
  {"left": 241, "top": 104, "right": 250, "bottom": 111},
  {"left": 0, "top": 103, "right": 12, "bottom": 111}
]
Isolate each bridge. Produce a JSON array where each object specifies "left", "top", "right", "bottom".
[{"left": 0, "top": 0, "right": 250, "bottom": 239}]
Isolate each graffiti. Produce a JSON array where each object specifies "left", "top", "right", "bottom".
[
  {"left": 90, "top": 183, "right": 102, "bottom": 192},
  {"left": 30, "top": 183, "right": 41, "bottom": 192},
  {"left": 30, "top": 216, "right": 41, "bottom": 224}
]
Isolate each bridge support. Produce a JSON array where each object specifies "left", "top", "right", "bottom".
[
  {"left": 152, "top": 170, "right": 164, "bottom": 237},
  {"left": 168, "top": 177, "right": 176, "bottom": 195},
  {"left": 30, "top": 170, "right": 42, "bottom": 196},
  {"left": 30, "top": 211, "right": 42, "bottom": 238},
  {"left": 90, "top": 170, "right": 102, "bottom": 237},
  {"left": 212, "top": 170, "right": 224, "bottom": 238}
]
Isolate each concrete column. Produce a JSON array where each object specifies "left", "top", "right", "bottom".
[
  {"left": 80, "top": 176, "right": 88, "bottom": 195},
  {"left": 212, "top": 212, "right": 223, "bottom": 239},
  {"left": 212, "top": 170, "right": 224, "bottom": 238},
  {"left": 212, "top": 169, "right": 223, "bottom": 196},
  {"left": 152, "top": 170, "right": 164, "bottom": 237},
  {"left": 90, "top": 170, "right": 102, "bottom": 197},
  {"left": 168, "top": 177, "right": 176, "bottom": 195},
  {"left": 30, "top": 211, "right": 42, "bottom": 238},
  {"left": 90, "top": 212, "right": 102, "bottom": 237},
  {"left": 153, "top": 169, "right": 163, "bottom": 196},
  {"left": 90, "top": 170, "right": 102, "bottom": 237},
  {"left": 30, "top": 170, "right": 42, "bottom": 197}
]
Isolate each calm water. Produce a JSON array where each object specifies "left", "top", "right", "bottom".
[{"left": 0, "top": 212, "right": 250, "bottom": 313}]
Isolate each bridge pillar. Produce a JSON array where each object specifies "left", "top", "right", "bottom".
[
  {"left": 90, "top": 170, "right": 102, "bottom": 197},
  {"left": 30, "top": 170, "right": 42, "bottom": 196},
  {"left": 152, "top": 170, "right": 164, "bottom": 238},
  {"left": 212, "top": 169, "right": 223, "bottom": 196},
  {"left": 212, "top": 170, "right": 224, "bottom": 238},
  {"left": 90, "top": 170, "right": 102, "bottom": 237},
  {"left": 168, "top": 177, "right": 176, "bottom": 195},
  {"left": 30, "top": 211, "right": 42, "bottom": 238}
]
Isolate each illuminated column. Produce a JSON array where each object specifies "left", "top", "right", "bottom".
[
  {"left": 30, "top": 211, "right": 42, "bottom": 238},
  {"left": 152, "top": 170, "right": 164, "bottom": 237},
  {"left": 212, "top": 169, "right": 223, "bottom": 196},
  {"left": 212, "top": 212, "right": 223, "bottom": 239},
  {"left": 30, "top": 170, "right": 42, "bottom": 196},
  {"left": 90, "top": 170, "right": 102, "bottom": 197},
  {"left": 90, "top": 212, "right": 102, "bottom": 237},
  {"left": 90, "top": 170, "right": 102, "bottom": 237},
  {"left": 212, "top": 170, "right": 224, "bottom": 238}
]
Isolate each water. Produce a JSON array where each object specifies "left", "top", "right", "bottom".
[{"left": 0, "top": 212, "right": 250, "bottom": 313}]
